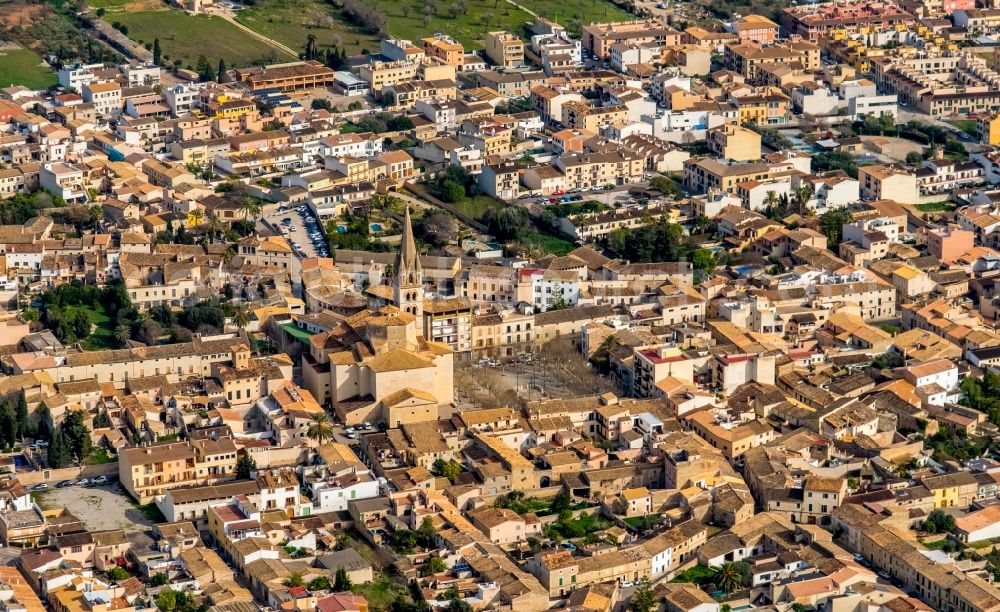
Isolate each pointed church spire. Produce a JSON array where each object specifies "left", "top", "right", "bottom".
[
  {"left": 395, "top": 205, "right": 420, "bottom": 279},
  {"left": 392, "top": 206, "right": 423, "bottom": 317}
]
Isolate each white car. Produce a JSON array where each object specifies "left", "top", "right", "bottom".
[{"left": 91, "top": 476, "right": 109, "bottom": 485}]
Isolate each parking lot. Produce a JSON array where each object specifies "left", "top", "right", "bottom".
[
  {"left": 261, "top": 204, "right": 329, "bottom": 259},
  {"left": 35, "top": 483, "right": 154, "bottom": 533}
]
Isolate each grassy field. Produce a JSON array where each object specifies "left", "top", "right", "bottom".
[
  {"left": 351, "top": 573, "right": 407, "bottom": 612},
  {"left": 370, "top": 0, "right": 532, "bottom": 48},
  {"left": 0, "top": 45, "right": 57, "bottom": 90},
  {"left": 86, "top": 0, "right": 133, "bottom": 8},
  {"left": 915, "top": 201, "right": 957, "bottom": 213},
  {"left": 947, "top": 119, "right": 978, "bottom": 136},
  {"left": 109, "top": 10, "right": 294, "bottom": 68},
  {"left": 236, "top": 0, "right": 380, "bottom": 55},
  {"left": 517, "top": 0, "right": 632, "bottom": 29},
  {"left": 65, "top": 305, "right": 117, "bottom": 351},
  {"left": 449, "top": 194, "right": 506, "bottom": 220}
]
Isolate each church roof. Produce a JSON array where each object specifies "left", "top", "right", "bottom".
[{"left": 366, "top": 348, "right": 435, "bottom": 373}]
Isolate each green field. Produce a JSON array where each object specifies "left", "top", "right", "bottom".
[
  {"left": 517, "top": 0, "right": 632, "bottom": 30},
  {"left": 449, "top": 194, "right": 505, "bottom": 220},
  {"left": 0, "top": 45, "right": 57, "bottom": 90},
  {"left": 109, "top": 10, "right": 294, "bottom": 68},
  {"left": 236, "top": 0, "right": 380, "bottom": 55},
  {"left": 370, "top": 0, "right": 533, "bottom": 48},
  {"left": 86, "top": 0, "right": 132, "bottom": 9},
  {"left": 65, "top": 305, "right": 117, "bottom": 351},
  {"left": 947, "top": 119, "right": 978, "bottom": 136}
]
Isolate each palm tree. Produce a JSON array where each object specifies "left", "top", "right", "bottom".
[
  {"left": 88, "top": 204, "right": 104, "bottom": 231},
  {"left": 239, "top": 197, "right": 262, "bottom": 223},
  {"left": 763, "top": 190, "right": 779, "bottom": 211},
  {"left": 794, "top": 185, "right": 814, "bottom": 214},
  {"left": 114, "top": 324, "right": 130, "bottom": 347},
  {"left": 206, "top": 213, "right": 223, "bottom": 243},
  {"left": 232, "top": 303, "right": 251, "bottom": 331},
  {"left": 712, "top": 562, "right": 748, "bottom": 594},
  {"left": 222, "top": 247, "right": 236, "bottom": 266},
  {"left": 307, "top": 412, "right": 334, "bottom": 445},
  {"left": 188, "top": 208, "right": 205, "bottom": 228}
]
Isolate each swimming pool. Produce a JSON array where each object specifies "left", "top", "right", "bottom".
[
  {"left": 336, "top": 225, "right": 347, "bottom": 234},
  {"left": 370, "top": 223, "right": 383, "bottom": 233}
]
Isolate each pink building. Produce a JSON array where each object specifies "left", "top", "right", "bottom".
[{"left": 925, "top": 225, "right": 974, "bottom": 264}]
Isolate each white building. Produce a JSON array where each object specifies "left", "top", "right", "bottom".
[
  {"left": 124, "top": 64, "right": 161, "bottom": 87},
  {"left": 309, "top": 467, "right": 381, "bottom": 513},
  {"left": 164, "top": 85, "right": 200, "bottom": 117},
  {"left": 57, "top": 62, "right": 100, "bottom": 91},
  {"left": 39, "top": 162, "right": 87, "bottom": 204}
]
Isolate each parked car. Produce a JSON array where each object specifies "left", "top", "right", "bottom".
[
  {"left": 75, "top": 478, "right": 89, "bottom": 486},
  {"left": 91, "top": 476, "right": 109, "bottom": 485},
  {"left": 32, "top": 483, "right": 47, "bottom": 490},
  {"left": 56, "top": 480, "right": 73, "bottom": 488}
]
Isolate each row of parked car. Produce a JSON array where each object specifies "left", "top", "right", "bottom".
[{"left": 35, "top": 475, "right": 112, "bottom": 490}]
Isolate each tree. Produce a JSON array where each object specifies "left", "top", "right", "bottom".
[
  {"left": 305, "top": 34, "right": 318, "bottom": 60},
  {"left": 419, "top": 212, "right": 458, "bottom": 246},
  {"left": 155, "top": 589, "right": 177, "bottom": 612},
  {"left": 424, "top": 557, "right": 447, "bottom": 576},
  {"left": 905, "top": 151, "right": 924, "bottom": 165},
  {"left": 819, "top": 208, "right": 853, "bottom": 244},
  {"left": 285, "top": 572, "right": 305, "bottom": 587},
  {"left": 206, "top": 213, "right": 223, "bottom": 243},
  {"left": 115, "top": 324, "right": 131, "bottom": 347},
  {"left": 152, "top": 38, "right": 162, "bottom": 65},
  {"left": 36, "top": 405, "right": 51, "bottom": 441},
  {"left": 235, "top": 453, "right": 257, "bottom": 479},
  {"left": 222, "top": 247, "right": 236, "bottom": 266},
  {"left": 0, "top": 401, "right": 15, "bottom": 449},
  {"left": 550, "top": 491, "right": 572, "bottom": 514},
  {"left": 691, "top": 248, "right": 716, "bottom": 274},
  {"left": 107, "top": 567, "right": 129, "bottom": 582},
  {"left": 238, "top": 196, "right": 262, "bottom": 222},
  {"left": 188, "top": 208, "right": 204, "bottom": 228},
  {"left": 61, "top": 410, "right": 92, "bottom": 462},
  {"left": 14, "top": 392, "right": 27, "bottom": 441},
  {"left": 381, "top": 91, "right": 397, "bottom": 109},
  {"left": 924, "top": 509, "right": 956, "bottom": 534},
  {"left": 149, "top": 573, "right": 169, "bottom": 587},
  {"left": 231, "top": 303, "right": 251, "bottom": 331},
  {"left": 631, "top": 579, "right": 655, "bottom": 612},
  {"left": 418, "top": 516, "right": 436, "bottom": 545},
  {"left": 47, "top": 430, "right": 69, "bottom": 468},
  {"left": 712, "top": 562, "right": 750, "bottom": 594},
  {"left": 308, "top": 576, "right": 332, "bottom": 591},
  {"left": 307, "top": 412, "right": 334, "bottom": 445},
  {"left": 217, "top": 58, "right": 229, "bottom": 83},
  {"left": 333, "top": 567, "right": 352, "bottom": 591},
  {"left": 432, "top": 458, "right": 462, "bottom": 483}
]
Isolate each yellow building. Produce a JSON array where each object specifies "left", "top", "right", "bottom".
[
  {"left": 209, "top": 98, "right": 256, "bottom": 119},
  {"left": 561, "top": 101, "right": 629, "bottom": 133},
  {"left": 422, "top": 35, "right": 465, "bottom": 66},
  {"left": 732, "top": 90, "right": 791, "bottom": 126},
  {"left": 485, "top": 31, "right": 525, "bottom": 68},
  {"left": 706, "top": 124, "right": 762, "bottom": 161},
  {"left": 978, "top": 112, "right": 1000, "bottom": 146},
  {"left": 922, "top": 471, "right": 978, "bottom": 509}
]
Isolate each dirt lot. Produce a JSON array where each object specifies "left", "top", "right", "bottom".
[
  {"left": 455, "top": 340, "right": 615, "bottom": 409},
  {"left": 35, "top": 485, "right": 155, "bottom": 533},
  {"left": 861, "top": 135, "right": 925, "bottom": 162}
]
